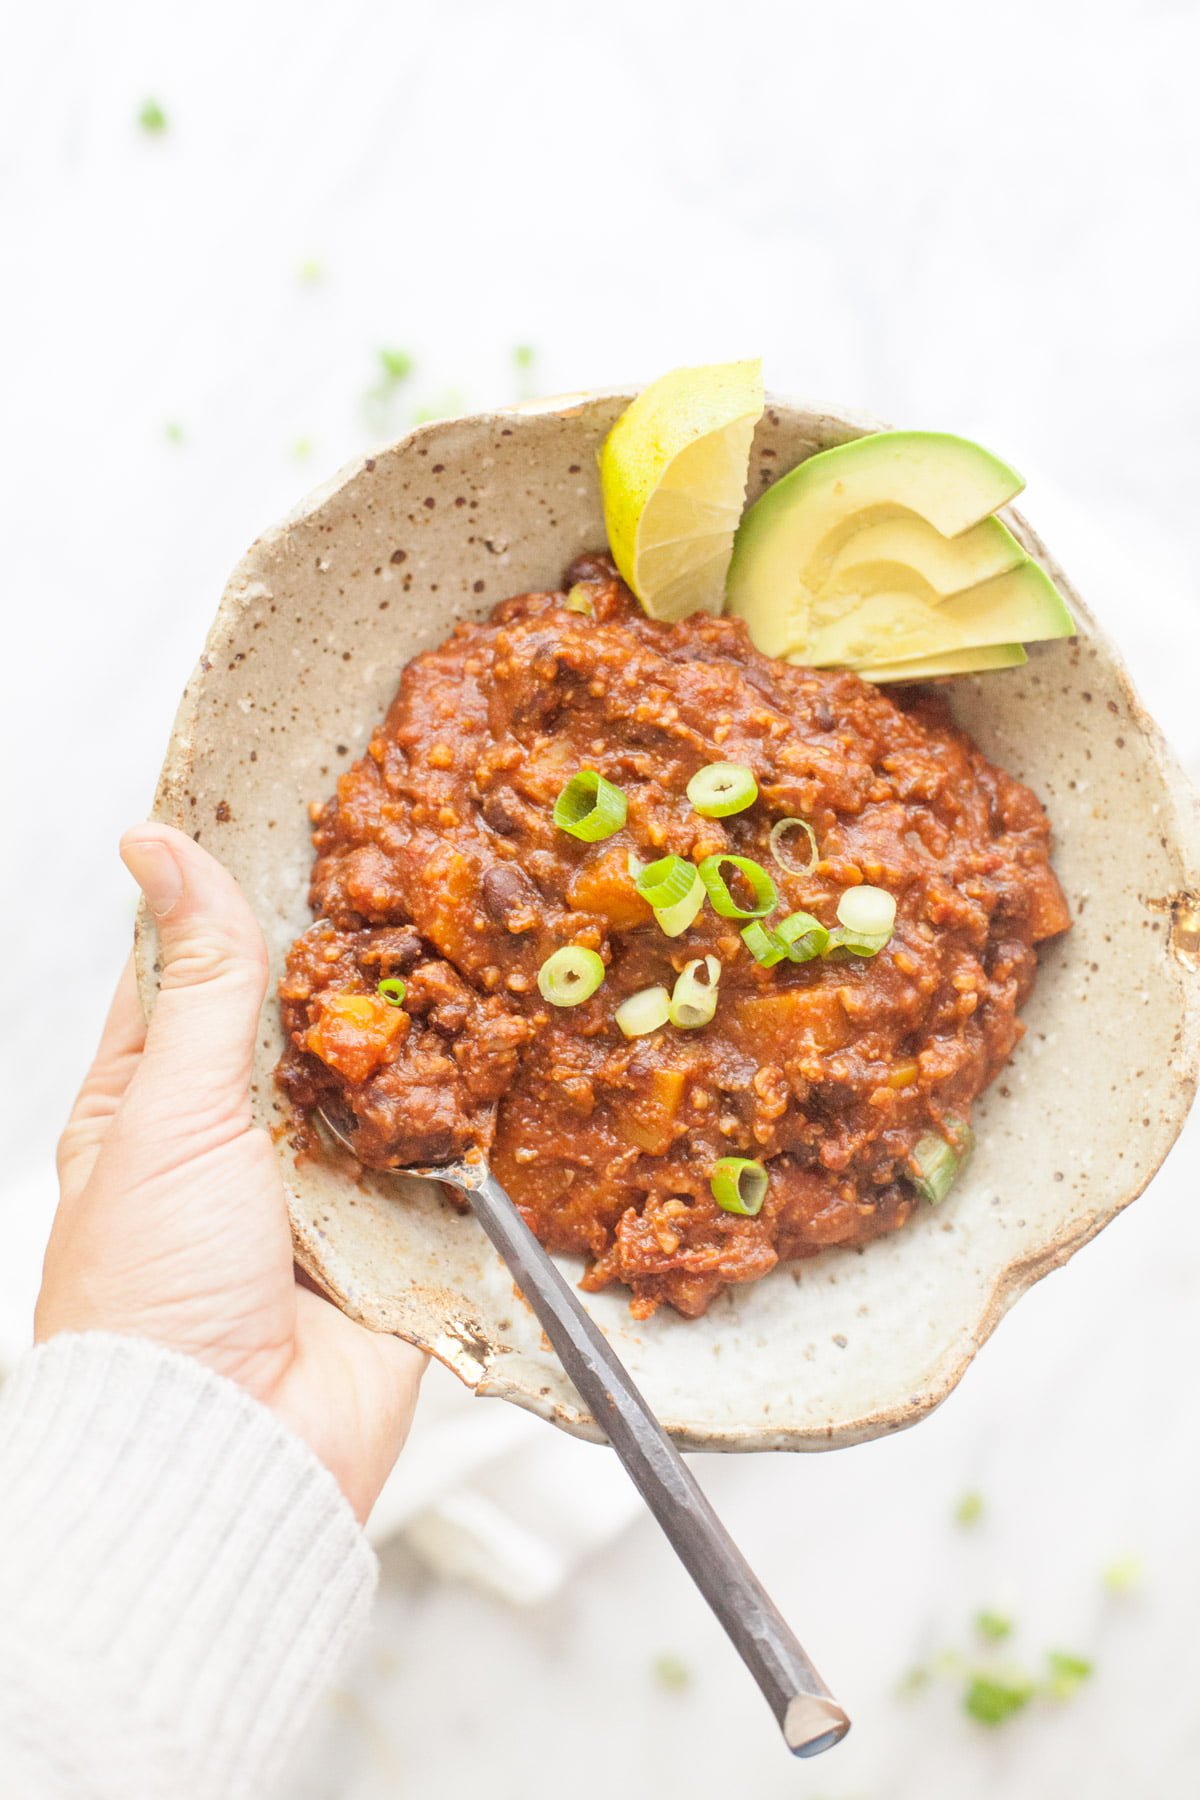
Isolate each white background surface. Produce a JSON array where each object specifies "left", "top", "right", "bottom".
[{"left": 5, "top": 2, "right": 1200, "bottom": 1794}]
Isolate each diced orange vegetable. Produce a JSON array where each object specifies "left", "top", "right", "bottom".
[
  {"left": 727, "top": 986, "right": 850, "bottom": 1058},
  {"left": 1026, "top": 866, "right": 1072, "bottom": 942},
  {"left": 568, "top": 848, "right": 653, "bottom": 930},
  {"left": 887, "top": 1060, "right": 920, "bottom": 1090},
  {"left": 423, "top": 847, "right": 485, "bottom": 965},
  {"left": 620, "top": 1066, "right": 686, "bottom": 1156},
  {"left": 305, "top": 991, "right": 408, "bottom": 1083}
]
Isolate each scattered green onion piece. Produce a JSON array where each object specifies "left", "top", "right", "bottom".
[
  {"left": 656, "top": 895, "right": 705, "bottom": 939},
  {"left": 564, "top": 583, "right": 595, "bottom": 618},
  {"left": 376, "top": 977, "right": 407, "bottom": 1007},
  {"left": 1045, "top": 1652, "right": 1094, "bottom": 1701},
  {"left": 614, "top": 985, "right": 671, "bottom": 1038},
  {"left": 686, "top": 761, "right": 758, "bottom": 819},
  {"left": 697, "top": 854, "right": 777, "bottom": 920},
  {"left": 626, "top": 850, "right": 645, "bottom": 880},
  {"left": 836, "top": 884, "right": 897, "bottom": 938},
  {"left": 668, "top": 955, "right": 721, "bottom": 1028},
  {"left": 537, "top": 946, "right": 606, "bottom": 1007},
  {"left": 740, "top": 920, "right": 786, "bottom": 967},
  {"left": 955, "top": 1491, "right": 985, "bottom": 1527},
  {"left": 963, "top": 1672, "right": 1036, "bottom": 1727},
  {"left": 710, "top": 1156, "right": 768, "bottom": 1217},
  {"left": 654, "top": 872, "right": 706, "bottom": 938},
  {"left": 908, "top": 1121, "right": 974, "bottom": 1203},
  {"left": 768, "top": 816, "right": 819, "bottom": 875},
  {"left": 774, "top": 911, "right": 830, "bottom": 963},
  {"left": 635, "top": 854, "right": 699, "bottom": 910},
  {"left": 553, "top": 769, "right": 627, "bottom": 842},
  {"left": 827, "top": 925, "right": 891, "bottom": 957}
]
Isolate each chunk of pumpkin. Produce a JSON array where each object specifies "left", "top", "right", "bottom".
[
  {"left": 1025, "top": 865, "right": 1072, "bottom": 942},
  {"left": 305, "top": 991, "right": 408, "bottom": 1083},
  {"left": 568, "top": 847, "right": 653, "bottom": 929},
  {"left": 728, "top": 985, "right": 850, "bottom": 1059},
  {"left": 619, "top": 1066, "right": 686, "bottom": 1156}
]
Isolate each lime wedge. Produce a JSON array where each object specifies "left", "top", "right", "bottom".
[{"left": 600, "top": 360, "right": 764, "bottom": 621}]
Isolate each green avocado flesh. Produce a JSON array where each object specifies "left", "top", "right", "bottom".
[
  {"left": 856, "top": 642, "right": 1028, "bottom": 683},
  {"left": 725, "top": 429, "right": 1073, "bottom": 677},
  {"left": 806, "top": 560, "right": 1074, "bottom": 667},
  {"left": 822, "top": 512, "right": 1026, "bottom": 598}
]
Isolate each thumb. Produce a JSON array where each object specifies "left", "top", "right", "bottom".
[{"left": 120, "top": 824, "right": 269, "bottom": 1134}]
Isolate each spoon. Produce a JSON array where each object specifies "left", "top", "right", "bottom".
[{"left": 319, "top": 1104, "right": 850, "bottom": 1758}]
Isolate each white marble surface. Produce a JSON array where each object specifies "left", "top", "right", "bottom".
[{"left": 5, "top": 1, "right": 1200, "bottom": 1793}]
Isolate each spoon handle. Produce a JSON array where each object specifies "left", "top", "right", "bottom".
[{"left": 461, "top": 1165, "right": 850, "bottom": 1758}]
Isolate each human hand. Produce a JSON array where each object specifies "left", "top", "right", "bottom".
[{"left": 36, "top": 824, "right": 423, "bottom": 1522}]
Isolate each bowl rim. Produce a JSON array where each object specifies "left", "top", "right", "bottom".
[{"left": 140, "top": 390, "right": 1200, "bottom": 1452}]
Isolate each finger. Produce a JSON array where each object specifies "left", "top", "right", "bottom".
[
  {"left": 56, "top": 955, "right": 149, "bottom": 1204},
  {"left": 120, "top": 824, "right": 269, "bottom": 1139}
]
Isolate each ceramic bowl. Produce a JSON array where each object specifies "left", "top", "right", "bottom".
[{"left": 138, "top": 392, "right": 1200, "bottom": 1451}]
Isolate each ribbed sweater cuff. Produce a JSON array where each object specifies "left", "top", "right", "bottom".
[{"left": 0, "top": 1332, "right": 376, "bottom": 1799}]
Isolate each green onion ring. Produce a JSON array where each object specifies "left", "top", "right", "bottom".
[
  {"left": 686, "top": 761, "right": 758, "bottom": 819},
  {"left": 614, "top": 985, "right": 671, "bottom": 1038},
  {"left": 908, "top": 1121, "right": 974, "bottom": 1204},
  {"left": 710, "top": 1156, "right": 769, "bottom": 1216},
  {"left": 836, "top": 884, "right": 896, "bottom": 938},
  {"left": 654, "top": 871, "right": 705, "bottom": 937},
  {"left": 740, "top": 920, "right": 786, "bottom": 967},
  {"left": 668, "top": 955, "right": 721, "bottom": 1028},
  {"left": 768, "top": 816, "right": 819, "bottom": 876},
  {"left": 626, "top": 850, "right": 645, "bottom": 881},
  {"left": 537, "top": 945, "right": 606, "bottom": 1007},
  {"left": 774, "top": 911, "right": 830, "bottom": 964},
  {"left": 635, "top": 854, "right": 699, "bottom": 910},
  {"left": 697, "top": 854, "right": 777, "bottom": 920},
  {"left": 564, "top": 583, "right": 595, "bottom": 617},
  {"left": 826, "top": 925, "right": 890, "bottom": 958},
  {"left": 553, "top": 769, "right": 628, "bottom": 843},
  {"left": 376, "top": 977, "right": 407, "bottom": 1006}
]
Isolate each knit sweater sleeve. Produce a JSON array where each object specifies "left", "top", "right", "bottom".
[{"left": 0, "top": 1332, "right": 377, "bottom": 1800}]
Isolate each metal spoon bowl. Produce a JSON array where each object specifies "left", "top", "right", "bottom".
[{"left": 318, "top": 1103, "right": 849, "bottom": 1758}]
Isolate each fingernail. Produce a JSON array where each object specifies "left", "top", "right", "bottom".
[{"left": 122, "top": 839, "right": 183, "bottom": 918}]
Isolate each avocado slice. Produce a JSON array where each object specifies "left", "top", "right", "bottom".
[
  {"left": 806, "top": 559, "right": 1074, "bottom": 668},
  {"left": 849, "top": 642, "right": 1029, "bottom": 683},
  {"left": 727, "top": 431, "right": 1025, "bottom": 656},
  {"left": 823, "top": 512, "right": 1026, "bottom": 599}
]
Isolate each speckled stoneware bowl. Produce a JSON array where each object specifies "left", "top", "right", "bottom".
[{"left": 139, "top": 392, "right": 1200, "bottom": 1451}]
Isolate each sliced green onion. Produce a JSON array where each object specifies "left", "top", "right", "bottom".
[
  {"left": 710, "top": 1157, "right": 768, "bottom": 1217},
  {"left": 376, "top": 977, "right": 407, "bottom": 1007},
  {"left": 635, "top": 854, "right": 698, "bottom": 910},
  {"left": 614, "top": 985, "right": 671, "bottom": 1037},
  {"left": 827, "top": 925, "right": 890, "bottom": 958},
  {"left": 655, "top": 872, "right": 706, "bottom": 938},
  {"left": 669, "top": 955, "right": 721, "bottom": 1028},
  {"left": 837, "top": 884, "right": 897, "bottom": 937},
  {"left": 626, "top": 850, "right": 645, "bottom": 880},
  {"left": 686, "top": 761, "right": 758, "bottom": 819},
  {"left": 635, "top": 855, "right": 707, "bottom": 938},
  {"left": 740, "top": 920, "right": 787, "bottom": 967},
  {"left": 697, "top": 854, "right": 777, "bottom": 920},
  {"left": 553, "top": 770, "right": 627, "bottom": 843},
  {"left": 775, "top": 911, "right": 830, "bottom": 964},
  {"left": 537, "top": 946, "right": 606, "bottom": 1007},
  {"left": 564, "top": 583, "right": 595, "bottom": 617},
  {"left": 769, "top": 816, "right": 819, "bottom": 875},
  {"left": 828, "top": 885, "right": 896, "bottom": 957},
  {"left": 908, "top": 1122, "right": 974, "bottom": 1203}
]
